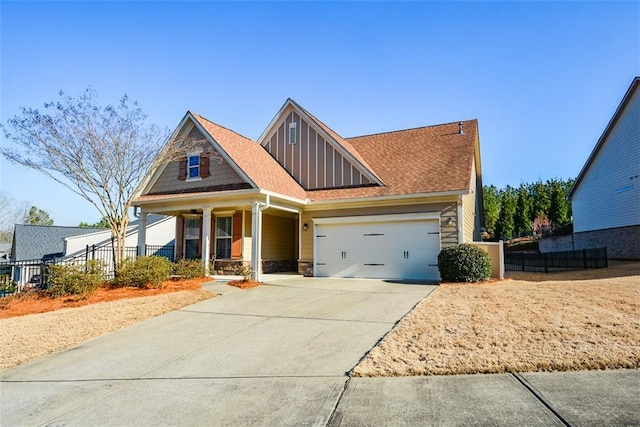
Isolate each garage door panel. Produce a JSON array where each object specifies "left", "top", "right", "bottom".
[{"left": 314, "top": 218, "right": 441, "bottom": 281}]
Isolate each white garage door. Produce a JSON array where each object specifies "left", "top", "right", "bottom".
[{"left": 314, "top": 213, "right": 441, "bottom": 281}]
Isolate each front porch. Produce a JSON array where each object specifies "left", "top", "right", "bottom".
[{"left": 135, "top": 194, "right": 304, "bottom": 282}]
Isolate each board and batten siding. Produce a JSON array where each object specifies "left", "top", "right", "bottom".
[
  {"left": 262, "top": 109, "right": 372, "bottom": 190},
  {"left": 572, "top": 86, "right": 640, "bottom": 233},
  {"left": 148, "top": 128, "right": 247, "bottom": 195}
]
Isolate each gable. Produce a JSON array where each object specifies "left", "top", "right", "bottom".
[
  {"left": 571, "top": 80, "right": 640, "bottom": 232},
  {"left": 146, "top": 126, "right": 251, "bottom": 196},
  {"left": 260, "top": 103, "right": 379, "bottom": 190}
]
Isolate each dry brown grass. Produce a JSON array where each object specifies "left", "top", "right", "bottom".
[
  {"left": 353, "top": 261, "right": 640, "bottom": 377},
  {"left": 0, "top": 279, "right": 216, "bottom": 370}
]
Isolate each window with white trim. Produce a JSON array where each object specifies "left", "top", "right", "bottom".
[
  {"left": 288, "top": 122, "right": 297, "bottom": 144},
  {"left": 215, "top": 216, "right": 232, "bottom": 259},
  {"left": 184, "top": 218, "right": 200, "bottom": 259},
  {"left": 187, "top": 154, "right": 200, "bottom": 179}
]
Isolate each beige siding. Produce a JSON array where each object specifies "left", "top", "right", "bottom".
[
  {"left": 440, "top": 204, "right": 459, "bottom": 248},
  {"left": 262, "top": 214, "right": 296, "bottom": 260},
  {"left": 148, "top": 128, "right": 247, "bottom": 194},
  {"left": 462, "top": 161, "right": 478, "bottom": 243},
  {"left": 262, "top": 108, "right": 372, "bottom": 190},
  {"left": 243, "top": 210, "right": 252, "bottom": 261},
  {"left": 472, "top": 242, "right": 504, "bottom": 279},
  {"left": 300, "top": 203, "right": 456, "bottom": 260}
]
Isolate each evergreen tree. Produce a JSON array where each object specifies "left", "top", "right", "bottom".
[
  {"left": 482, "top": 185, "right": 501, "bottom": 236},
  {"left": 514, "top": 184, "right": 531, "bottom": 236},
  {"left": 495, "top": 186, "right": 516, "bottom": 240},
  {"left": 79, "top": 216, "right": 110, "bottom": 228},
  {"left": 548, "top": 179, "right": 570, "bottom": 228},
  {"left": 23, "top": 206, "right": 54, "bottom": 226},
  {"left": 529, "top": 180, "right": 551, "bottom": 222}
]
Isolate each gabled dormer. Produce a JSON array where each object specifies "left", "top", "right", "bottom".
[
  {"left": 138, "top": 112, "right": 254, "bottom": 197},
  {"left": 257, "top": 99, "right": 383, "bottom": 190}
]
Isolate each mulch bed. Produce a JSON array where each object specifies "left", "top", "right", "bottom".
[
  {"left": 227, "top": 279, "right": 261, "bottom": 289},
  {"left": 0, "top": 277, "right": 212, "bottom": 319}
]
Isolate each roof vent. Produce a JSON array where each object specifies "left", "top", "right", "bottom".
[{"left": 458, "top": 122, "right": 464, "bottom": 135}]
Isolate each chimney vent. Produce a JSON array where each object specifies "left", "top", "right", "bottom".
[{"left": 458, "top": 122, "right": 464, "bottom": 135}]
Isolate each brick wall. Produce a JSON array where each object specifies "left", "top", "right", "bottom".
[{"left": 540, "top": 225, "right": 640, "bottom": 259}]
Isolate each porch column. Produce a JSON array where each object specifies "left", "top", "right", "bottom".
[
  {"left": 202, "top": 207, "right": 212, "bottom": 276},
  {"left": 251, "top": 201, "right": 263, "bottom": 282},
  {"left": 137, "top": 211, "right": 147, "bottom": 256}
]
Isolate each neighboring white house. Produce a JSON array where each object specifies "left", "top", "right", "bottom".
[
  {"left": 7, "top": 215, "right": 176, "bottom": 287},
  {"left": 567, "top": 76, "right": 640, "bottom": 259},
  {"left": 64, "top": 215, "right": 176, "bottom": 258}
]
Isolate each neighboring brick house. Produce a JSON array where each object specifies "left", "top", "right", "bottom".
[
  {"left": 567, "top": 77, "right": 640, "bottom": 259},
  {"left": 133, "top": 99, "right": 485, "bottom": 281}
]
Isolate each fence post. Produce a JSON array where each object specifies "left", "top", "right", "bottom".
[
  {"left": 92, "top": 245, "right": 96, "bottom": 260},
  {"left": 85, "top": 245, "right": 89, "bottom": 263},
  {"left": 582, "top": 249, "right": 587, "bottom": 269},
  {"left": 544, "top": 252, "right": 548, "bottom": 273},
  {"left": 521, "top": 252, "right": 525, "bottom": 272}
]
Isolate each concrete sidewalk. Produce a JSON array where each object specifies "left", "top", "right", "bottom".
[
  {"left": 1, "top": 277, "right": 638, "bottom": 426},
  {"left": 334, "top": 370, "right": 640, "bottom": 426}
]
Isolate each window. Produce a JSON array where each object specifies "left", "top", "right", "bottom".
[
  {"left": 188, "top": 155, "right": 200, "bottom": 179},
  {"left": 184, "top": 218, "right": 200, "bottom": 259},
  {"left": 288, "top": 122, "right": 297, "bottom": 144},
  {"left": 216, "top": 216, "right": 232, "bottom": 259}
]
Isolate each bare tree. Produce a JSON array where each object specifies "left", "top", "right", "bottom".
[
  {"left": 1, "top": 88, "right": 201, "bottom": 270},
  {"left": 0, "top": 192, "right": 29, "bottom": 243}
]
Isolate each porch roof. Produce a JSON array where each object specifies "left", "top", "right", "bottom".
[{"left": 191, "top": 112, "right": 307, "bottom": 200}]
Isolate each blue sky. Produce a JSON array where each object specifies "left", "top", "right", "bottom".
[{"left": 1, "top": 1, "right": 639, "bottom": 226}]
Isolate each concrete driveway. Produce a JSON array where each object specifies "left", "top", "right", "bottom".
[{"left": 1, "top": 277, "right": 436, "bottom": 426}]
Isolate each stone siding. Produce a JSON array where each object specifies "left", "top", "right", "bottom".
[
  {"left": 540, "top": 225, "right": 640, "bottom": 259},
  {"left": 298, "top": 260, "right": 313, "bottom": 277},
  {"left": 213, "top": 259, "right": 297, "bottom": 275}
]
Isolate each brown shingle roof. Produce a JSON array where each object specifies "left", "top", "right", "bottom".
[
  {"left": 191, "top": 112, "right": 307, "bottom": 200},
  {"left": 307, "top": 120, "right": 478, "bottom": 201},
  {"left": 137, "top": 110, "right": 478, "bottom": 205}
]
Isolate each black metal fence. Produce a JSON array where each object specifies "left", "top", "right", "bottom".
[
  {"left": 0, "top": 244, "right": 175, "bottom": 296},
  {"left": 505, "top": 247, "right": 608, "bottom": 273}
]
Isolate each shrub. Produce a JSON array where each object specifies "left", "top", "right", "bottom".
[
  {"left": 113, "top": 256, "right": 174, "bottom": 288},
  {"left": 238, "top": 264, "right": 253, "bottom": 282},
  {"left": 48, "top": 260, "right": 106, "bottom": 298},
  {"left": 175, "top": 259, "right": 205, "bottom": 279},
  {"left": 437, "top": 244, "right": 492, "bottom": 283}
]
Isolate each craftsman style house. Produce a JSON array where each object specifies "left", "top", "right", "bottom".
[{"left": 133, "top": 99, "right": 484, "bottom": 281}]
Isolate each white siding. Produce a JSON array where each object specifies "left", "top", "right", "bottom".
[
  {"left": 572, "top": 87, "right": 640, "bottom": 233},
  {"left": 64, "top": 217, "right": 176, "bottom": 257}
]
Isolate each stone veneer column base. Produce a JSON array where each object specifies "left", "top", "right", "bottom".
[{"left": 298, "top": 260, "right": 314, "bottom": 277}]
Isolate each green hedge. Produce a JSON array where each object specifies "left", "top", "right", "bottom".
[
  {"left": 113, "top": 256, "right": 174, "bottom": 288},
  {"left": 437, "top": 244, "right": 492, "bottom": 283},
  {"left": 175, "top": 259, "right": 205, "bottom": 279},
  {"left": 48, "top": 260, "right": 106, "bottom": 298}
]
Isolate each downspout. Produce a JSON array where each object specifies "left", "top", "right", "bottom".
[{"left": 251, "top": 195, "right": 270, "bottom": 282}]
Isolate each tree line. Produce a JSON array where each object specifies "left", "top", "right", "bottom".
[{"left": 483, "top": 178, "right": 574, "bottom": 240}]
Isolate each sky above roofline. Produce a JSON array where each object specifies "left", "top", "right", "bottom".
[{"left": 1, "top": 1, "right": 638, "bottom": 226}]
